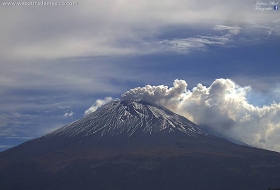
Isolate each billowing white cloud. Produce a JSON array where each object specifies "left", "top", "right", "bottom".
[
  {"left": 64, "top": 111, "right": 74, "bottom": 117},
  {"left": 85, "top": 97, "right": 114, "bottom": 115},
  {"left": 121, "top": 79, "right": 280, "bottom": 152},
  {"left": 121, "top": 79, "right": 187, "bottom": 110}
]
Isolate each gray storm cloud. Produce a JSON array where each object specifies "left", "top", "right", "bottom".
[{"left": 120, "top": 79, "right": 280, "bottom": 152}]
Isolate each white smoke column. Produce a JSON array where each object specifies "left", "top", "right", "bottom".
[
  {"left": 85, "top": 97, "right": 113, "bottom": 115},
  {"left": 121, "top": 79, "right": 187, "bottom": 110},
  {"left": 121, "top": 79, "right": 280, "bottom": 152}
]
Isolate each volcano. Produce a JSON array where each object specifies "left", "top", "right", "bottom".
[{"left": 0, "top": 100, "right": 280, "bottom": 190}]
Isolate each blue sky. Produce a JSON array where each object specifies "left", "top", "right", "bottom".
[{"left": 1, "top": 0, "right": 280, "bottom": 152}]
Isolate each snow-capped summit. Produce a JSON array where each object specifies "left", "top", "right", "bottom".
[{"left": 45, "top": 100, "right": 207, "bottom": 139}]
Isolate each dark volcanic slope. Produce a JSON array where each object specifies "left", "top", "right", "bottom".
[{"left": 1, "top": 100, "right": 280, "bottom": 190}]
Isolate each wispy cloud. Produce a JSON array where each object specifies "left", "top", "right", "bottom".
[
  {"left": 155, "top": 32, "right": 234, "bottom": 53},
  {"left": 251, "top": 23, "right": 275, "bottom": 38},
  {"left": 0, "top": 145, "right": 13, "bottom": 149},
  {"left": 0, "top": 0, "right": 278, "bottom": 60},
  {"left": 5, "top": 136, "right": 34, "bottom": 140},
  {"left": 214, "top": 25, "right": 241, "bottom": 35}
]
